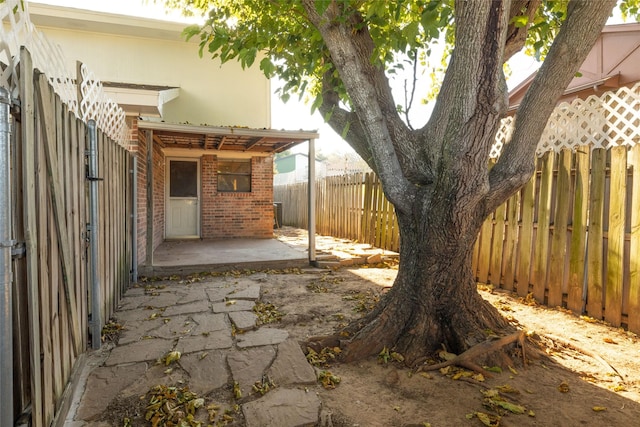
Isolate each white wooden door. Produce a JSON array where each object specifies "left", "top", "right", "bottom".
[{"left": 166, "top": 158, "right": 200, "bottom": 238}]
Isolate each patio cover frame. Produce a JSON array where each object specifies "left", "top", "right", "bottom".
[{"left": 136, "top": 120, "right": 320, "bottom": 269}]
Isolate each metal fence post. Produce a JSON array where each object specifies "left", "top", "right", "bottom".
[
  {"left": 87, "top": 120, "right": 102, "bottom": 349},
  {"left": 0, "top": 87, "right": 14, "bottom": 427},
  {"left": 308, "top": 138, "right": 317, "bottom": 266}
]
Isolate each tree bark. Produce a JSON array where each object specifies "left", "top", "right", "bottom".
[{"left": 340, "top": 189, "right": 508, "bottom": 364}]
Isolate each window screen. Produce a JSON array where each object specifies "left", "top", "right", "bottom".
[
  {"left": 169, "top": 160, "right": 198, "bottom": 197},
  {"left": 218, "top": 159, "right": 251, "bottom": 192}
]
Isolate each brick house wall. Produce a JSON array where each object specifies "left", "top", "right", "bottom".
[
  {"left": 134, "top": 121, "right": 147, "bottom": 265},
  {"left": 201, "top": 155, "right": 274, "bottom": 239},
  {"left": 152, "top": 144, "right": 165, "bottom": 247},
  {"left": 133, "top": 121, "right": 167, "bottom": 266}
]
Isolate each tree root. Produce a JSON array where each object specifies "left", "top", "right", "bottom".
[
  {"left": 542, "top": 333, "right": 625, "bottom": 383},
  {"left": 415, "top": 331, "right": 526, "bottom": 375},
  {"left": 305, "top": 335, "right": 342, "bottom": 354}
]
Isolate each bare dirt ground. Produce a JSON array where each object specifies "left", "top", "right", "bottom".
[
  {"left": 101, "top": 229, "right": 640, "bottom": 427},
  {"left": 263, "top": 261, "right": 640, "bottom": 427}
]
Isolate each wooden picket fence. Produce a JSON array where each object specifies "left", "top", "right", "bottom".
[
  {"left": 274, "top": 145, "right": 640, "bottom": 334},
  {"left": 10, "top": 49, "right": 132, "bottom": 427},
  {"left": 474, "top": 146, "right": 640, "bottom": 332},
  {"left": 274, "top": 172, "right": 400, "bottom": 252}
]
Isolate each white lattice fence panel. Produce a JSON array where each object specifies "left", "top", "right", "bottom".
[
  {"left": 0, "top": 0, "right": 129, "bottom": 146},
  {"left": 1, "top": 0, "right": 35, "bottom": 97},
  {"left": 601, "top": 85, "right": 640, "bottom": 147},
  {"left": 79, "top": 64, "right": 129, "bottom": 146},
  {"left": 492, "top": 82, "right": 640, "bottom": 158},
  {"left": 491, "top": 116, "right": 514, "bottom": 159}
]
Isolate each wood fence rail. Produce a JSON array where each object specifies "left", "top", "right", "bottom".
[
  {"left": 10, "top": 49, "right": 132, "bottom": 427},
  {"left": 274, "top": 146, "right": 640, "bottom": 334}
]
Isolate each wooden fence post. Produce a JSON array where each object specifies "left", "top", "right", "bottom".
[
  {"left": 547, "top": 150, "right": 572, "bottom": 307},
  {"left": 605, "top": 145, "right": 626, "bottom": 325},
  {"left": 586, "top": 148, "right": 606, "bottom": 319},
  {"left": 567, "top": 148, "right": 590, "bottom": 313},
  {"left": 19, "top": 47, "right": 43, "bottom": 427},
  {"left": 628, "top": 144, "right": 640, "bottom": 332}
]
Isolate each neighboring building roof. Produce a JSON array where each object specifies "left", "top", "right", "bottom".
[
  {"left": 508, "top": 22, "right": 640, "bottom": 113},
  {"left": 138, "top": 120, "right": 319, "bottom": 154}
]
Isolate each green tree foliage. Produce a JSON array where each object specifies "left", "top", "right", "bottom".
[
  {"left": 169, "top": 0, "right": 456, "bottom": 111},
  {"left": 165, "top": 1, "right": 636, "bottom": 117}
]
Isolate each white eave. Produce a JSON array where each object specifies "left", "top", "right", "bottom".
[
  {"left": 102, "top": 85, "right": 180, "bottom": 117},
  {"left": 27, "top": 3, "right": 194, "bottom": 42}
]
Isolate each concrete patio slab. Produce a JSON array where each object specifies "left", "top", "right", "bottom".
[{"left": 145, "top": 238, "right": 308, "bottom": 276}]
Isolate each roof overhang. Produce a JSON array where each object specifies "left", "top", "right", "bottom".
[
  {"left": 138, "top": 120, "right": 319, "bottom": 154},
  {"left": 28, "top": 3, "right": 191, "bottom": 41},
  {"left": 507, "top": 73, "right": 621, "bottom": 114},
  {"left": 102, "top": 83, "right": 180, "bottom": 117}
]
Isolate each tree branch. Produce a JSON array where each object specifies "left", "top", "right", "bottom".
[
  {"left": 504, "top": 0, "right": 542, "bottom": 61},
  {"left": 317, "top": 68, "right": 374, "bottom": 169},
  {"left": 418, "top": 0, "right": 509, "bottom": 205},
  {"left": 486, "top": 0, "right": 617, "bottom": 213},
  {"left": 301, "top": 0, "right": 415, "bottom": 213}
]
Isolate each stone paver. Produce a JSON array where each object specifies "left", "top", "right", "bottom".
[
  {"left": 117, "top": 320, "right": 161, "bottom": 345},
  {"left": 227, "top": 346, "right": 276, "bottom": 397},
  {"left": 236, "top": 327, "right": 289, "bottom": 348},
  {"left": 162, "top": 299, "right": 211, "bottom": 316},
  {"left": 116, "top": 295, "right": 155, "bottom": 311},
  {"left": 242, "top": 388, "right": 321, "bottom": 427},
  {"left": 75, "top": 363, "right": 146, "bottom": 420},
  {"left": 120, "top": 364, "right": 190, "bottom": 397},
  {"left": 149, "top": 315, "right": 195, "bottom": 339},
  {"left": 268, "top": 339, "right": 317, "bottom": 386},
  {"left": 115, "top": 308, "right": 156, "bottom": 323},
  {"left": 176, "top": 288, "right": 209, "bottom": 305},
  {"left": 229, "top": 311, "right": 258, "bottom": 331},
  {"left": 205, "top": 286, "right": 237, "bottom": 302},
  {"left": 211, "top": 299, "right": 255, "bottom": 313},
  {"left": 104, "top": 338, "right": 173, "bottom": 366},
  {"left": 229, "top": 283, "right": 261, "bottom": 300},
  {"left": 144, "top": 292, "right": 185, "bottom": 308},
  {"left": 191, "top": 312, "right": 228, "bottom": 333},
  {"left": 176, "top": 330, "right": 233, "bottom": 353},
  {"left": 72, "top": 266, "right": 344, "bottom": 427},
  {"left": 180, "top": 351, "right": 229, "bottom": 394},
  {"left": 249, "top": 272, "right": 269, "bottom": 282}
]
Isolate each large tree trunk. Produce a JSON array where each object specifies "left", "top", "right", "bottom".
[{"left": 341, "top": 191, "right": 508, "bottom": 364}]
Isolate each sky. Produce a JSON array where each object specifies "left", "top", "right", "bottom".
[{"left": 29, "top": 0, "right": 634, "bottom": 155}]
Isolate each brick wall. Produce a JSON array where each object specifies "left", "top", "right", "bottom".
[
  {"left": 201, "top": 155, "right": 274, "bottom": 238},
  {"left": 133, "top": 121, "right": 166, "bottom": 266},
  {"left": 152, "top": 143, "right": 165, "bottom": 248},
  {"left": 134, "top": 120, "right": 147, "bottom": 265}
]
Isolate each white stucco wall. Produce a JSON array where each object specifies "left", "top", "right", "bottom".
[{"left": 28, "top": 4, "right": 271, "bottom": 128}]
